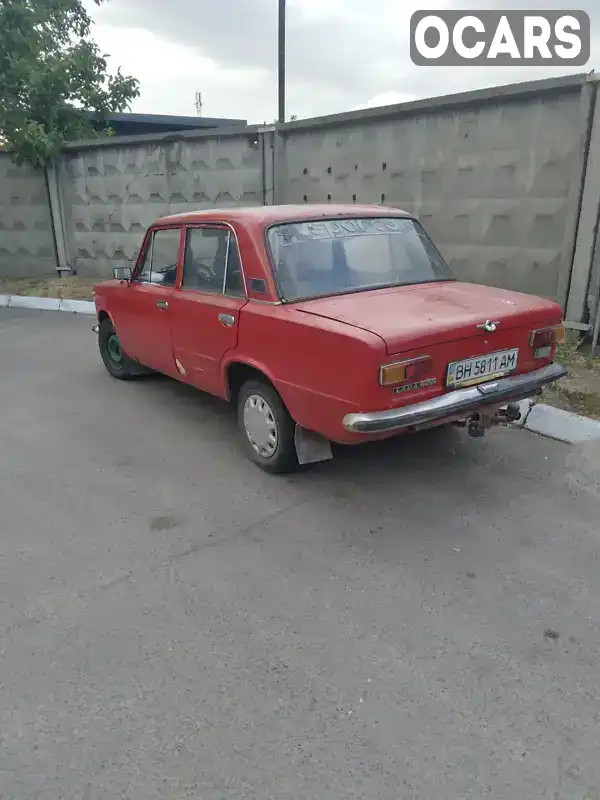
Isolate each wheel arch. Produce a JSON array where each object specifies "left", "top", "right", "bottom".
[
  {"left": 225, "top": 360, "right": 279, "bottom": 402},
  {"left": 231, "top": 362, "right": 300, "bottom": 474}
]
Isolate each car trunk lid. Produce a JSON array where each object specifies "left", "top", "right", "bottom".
[{"left": 295, "top": 281, "right": 561, "bottom": 355}]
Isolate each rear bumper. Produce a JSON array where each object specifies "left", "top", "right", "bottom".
[{"left": 343, "top": 362, "right": 567, "bottom": 435}]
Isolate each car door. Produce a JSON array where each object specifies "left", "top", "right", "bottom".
[
  {"left": 169, "top": 224, "right": 247, "bottom": 396},
  {"left": 115, "top": 226, "right": 182, "bottom": 376}
]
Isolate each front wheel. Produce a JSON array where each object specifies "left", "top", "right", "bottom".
[
  {"left": 237, "top": 380, "right": 299, "bottom": 474},
  {"left": 98, "top": 317, "right": 141, "bottom": 380}
]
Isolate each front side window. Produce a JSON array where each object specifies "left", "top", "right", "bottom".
[
  {"left": 266, "top": 217, "right": 454, "bottom": 302},
  {"left": 136, "top": 228, "right": 181, "bottom": 286}
]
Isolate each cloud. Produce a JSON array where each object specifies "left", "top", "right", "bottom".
[
  {"left": 88, "top": 0, "right": 599, "bottom": 123},
  {"left": 92, "top": 22, "right": 273, "bottom": 121}
]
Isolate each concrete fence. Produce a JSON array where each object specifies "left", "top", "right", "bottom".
[{"left": 1, "top": 72, "right": 599, "bottom": 331}]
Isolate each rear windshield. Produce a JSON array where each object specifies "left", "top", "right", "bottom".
[{"left": 266, "top": 216, "right": 454, "bottom": 302}]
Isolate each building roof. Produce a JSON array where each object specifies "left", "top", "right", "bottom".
[{"left": 86, "top": 111, "right": 247, "bottom": 137}]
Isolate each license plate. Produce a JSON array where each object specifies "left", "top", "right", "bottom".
[{"left": 446, "top": 348, "right": 519, "bottom": 388}]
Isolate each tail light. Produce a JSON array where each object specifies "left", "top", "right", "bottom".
[
  {"left": 380, "top": 355, "right": 432, "bottom": 386},
  {"left": 530, "top": 324, "right": 565, "bottom": 359}
]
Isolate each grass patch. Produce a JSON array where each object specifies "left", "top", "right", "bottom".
[
  {"left": 0, "top": 275, "right": 98, "bottom": 300},
  {"left": 544, "top": 330, "right": 600, "bottom": 420}
]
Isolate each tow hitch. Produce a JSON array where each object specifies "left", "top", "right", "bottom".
[
  {"left": 467, "top": 416, "right": 487, "bottom": 438},
  {"left": 454, "top": 402, "right": 523, "bottom": 438}
]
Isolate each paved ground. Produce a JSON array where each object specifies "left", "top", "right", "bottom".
[{"left": 1, "top": 307, "right": 600, "bottom": 800}]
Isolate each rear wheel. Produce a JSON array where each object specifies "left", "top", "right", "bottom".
[
  {"left": 237, "top": 380, "right": 298, "bottom": 474},
  {"left": 98, "top": 317, "right": 140, "bottom": 380}
]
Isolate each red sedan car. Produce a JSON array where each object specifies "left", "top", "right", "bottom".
[{"left": 93, "top": 204, "right": 567, "bottom": 472}]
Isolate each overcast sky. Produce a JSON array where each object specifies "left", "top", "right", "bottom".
[{"left": 87, "top": 0, "right": 599, "bottom": 123}]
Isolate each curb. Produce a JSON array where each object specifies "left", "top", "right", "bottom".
[
  {"left": 516, "top": 399, "right": 600, "bottom": 445},
  {"left": 0, "top": 294, "right": 95, "bottom": 315}
]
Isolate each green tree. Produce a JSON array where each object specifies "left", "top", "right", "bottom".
[{"left": 0, "top": 0, "right": 139, "bottom": 168}]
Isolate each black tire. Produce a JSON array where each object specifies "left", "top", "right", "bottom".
[
  {"left": 237, "top": 380, "right": 299, "bottom": 474},
  {"left": 98, "top": 317, "right": 141, "bottom": 380}
]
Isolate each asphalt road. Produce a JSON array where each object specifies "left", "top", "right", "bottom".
[{"left": 1, "top": 307, "right": 600, "bottom": 800}]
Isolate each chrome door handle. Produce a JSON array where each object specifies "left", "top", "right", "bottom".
[
  {"left": 156, "top": 300, "right": 168, "bottom": 309},
  {"left": 218, "top": 313, "right": 235, "bottom": 327}
]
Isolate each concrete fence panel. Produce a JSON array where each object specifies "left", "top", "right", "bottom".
[
  {"left": 0, "top": 153, "right": 57, "bottom": 277},
  {"left": 60, "top": 128, "right": 265, "bottom": 276},
  {"left": 279, "top": 76, "right": 590, "bottom": 305}
]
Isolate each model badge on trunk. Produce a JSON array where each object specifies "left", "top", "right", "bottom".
[{"left": 393, "top": 378, "right": 436, "bottom": 394}]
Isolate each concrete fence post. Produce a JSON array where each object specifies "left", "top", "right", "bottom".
[
  {"left": 259, "top": 126, "right": 276, "bottom": 205},
  {"left": 45, "top": 156, "right": 71, "bottom": 274},
  {"left": 272, "top": 127, "right": 287, "bottom": 205},
  {"left": 565, "top": 78, "right": 600, "bottom": 327}
]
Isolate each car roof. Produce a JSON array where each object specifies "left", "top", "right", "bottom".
[{"left": 155, "top": 203, "right": 412, "bottom": 228}]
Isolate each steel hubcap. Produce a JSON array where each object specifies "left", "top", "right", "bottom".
[
  {"left": 243, "top": 394, "right": 278, "bottom": 457},
  {"left": 106, "top": 333, "right": 123, "bottom": 366}
]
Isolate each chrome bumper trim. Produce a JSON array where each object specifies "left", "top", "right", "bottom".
[{"left": 343, "top": 363, "right": 567, "bottom": 435}]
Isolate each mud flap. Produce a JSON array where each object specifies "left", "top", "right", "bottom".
[{"left": 294, "top": 425, "right": 333, "bottom": 465}]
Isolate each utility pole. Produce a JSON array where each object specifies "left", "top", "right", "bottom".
[
  {"left": 194, "top": 92, "right": 203, "bottom": 117},
  {"left": 278, "top": 0, "right": 286, "bottom": 123}
]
